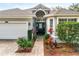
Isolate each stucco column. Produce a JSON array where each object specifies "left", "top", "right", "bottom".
[
  {"left": 53, "top": 17, "right": 57, "bottom": 36},
  {"left": 46, "top": 18, "right": 50, "bottom": 34}
]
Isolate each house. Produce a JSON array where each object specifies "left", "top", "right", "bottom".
[{"left": 0, "top": 4, "right": 79, "bottom": 39}]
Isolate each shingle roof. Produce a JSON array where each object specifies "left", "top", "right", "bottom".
[
  {"left": 45, "top": 8, "right": 79, "bottom": 17},
  {"left": 0, "top": 8, "right": 33, "bottom": 18},
  {"left": 0, "top": 4, "right": 79, "bottom": 18},
  {"left": 52, "top": 9, "right": 79, "bottom": 14},
  {"left": 0, "top": 4, "right": 50, "bottom": 18}
]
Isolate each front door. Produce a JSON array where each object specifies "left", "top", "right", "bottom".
[{"left": 36, "top": 22, "right": 45, "bottom": 35}]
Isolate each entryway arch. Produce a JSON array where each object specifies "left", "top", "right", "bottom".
[
  {"left": 34, "top": 10, "right": 46, "bottom": 35},
  {"left": 35, "top": 10, "right": 45, "bottom": 17}
]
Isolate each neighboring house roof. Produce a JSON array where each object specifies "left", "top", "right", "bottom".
[{"left": 45, "top": 8, "right": 79, "bottom": 17}]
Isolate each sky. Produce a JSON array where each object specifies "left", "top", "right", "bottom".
[{"left": 0, "top": 3, "right": 73, "bottom": 10}]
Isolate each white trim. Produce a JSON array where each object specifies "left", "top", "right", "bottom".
[
  {"left": 53, "top": 17, "right": 57, "bottom": 36},
  {"left": 0, "top": 21, "right": 27, "bottom": 24},
  {"left": 57, "top": 17, "right": 79, "bottom": 18},
  {"left": 57, "top": 17, "right": 59, "bottom": 24},
  {"left": 45, "top": 14, "right": 79, "bottom": 17}
]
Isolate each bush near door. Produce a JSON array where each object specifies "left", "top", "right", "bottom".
[{"left": 57, "top": 22, "right": 79, "bottom": 45}]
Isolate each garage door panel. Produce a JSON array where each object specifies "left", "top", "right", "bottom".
[{"left": 0, "top": 23, "right": 28, "bottom": 39}]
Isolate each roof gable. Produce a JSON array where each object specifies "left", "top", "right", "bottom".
[{"left": 32, "top": 4, "right": 50, "bottom": 10}]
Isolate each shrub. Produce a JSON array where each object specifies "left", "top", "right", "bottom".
[
  {"left": 57, "top": 22, "right": 79, "bottom": 44},
  {"left": 16, "top": 37, "right": 27, "bottom": 48},
  {"left": 16, "top": 37, "right": 33, "bottom": 48},
  {"left": 26, "top": 40, "right": 33, "bottom": 47}
]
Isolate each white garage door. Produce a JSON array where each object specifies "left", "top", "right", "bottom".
[{"left": 0, "top": 23, "right": 28, "bottom": 39}]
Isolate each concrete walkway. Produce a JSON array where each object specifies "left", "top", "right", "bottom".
[
  {"left": 0, "top": 38, "right": 44, "bottom": 56},
  {"left": 31, "top": 38, "right": 44, "bottom": 56}
]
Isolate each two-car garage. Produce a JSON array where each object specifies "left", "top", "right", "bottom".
[{"left": 0, "top": 20, "right": 29, "bottom": 39}]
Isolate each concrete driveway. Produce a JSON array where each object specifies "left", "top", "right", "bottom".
[
  {"left": 0, "top": 40, "right": 18, "bottom": 56},
  {"left": 0, "top": 39, "right": 44, "bottom": 56}
]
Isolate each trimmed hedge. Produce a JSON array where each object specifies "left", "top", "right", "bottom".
[{"left": 57, "top": 22, "right": 79, "bottom": 44}]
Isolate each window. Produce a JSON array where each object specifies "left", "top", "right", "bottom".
[
  {"left": 50, "top": 19, "right": 53, "bottom": 27},
  {"left": 59, "top": 18, "right": 67, "bottom": 24},
  {"left": 39, "top": 23, "right": 42, "bottom": 29},
  {"left": 59, "top": 18, "right": 77, "bottom": 24},
  {"left": 68, "top": 18, "right": 77, "bottom": 22}
]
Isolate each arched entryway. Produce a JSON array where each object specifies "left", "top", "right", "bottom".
[
  {"left": 34, "top": 10, "right": 46, "bottom": 35},
  {"left": 36, "top": 10, "right": 45, "bottom": 17}
]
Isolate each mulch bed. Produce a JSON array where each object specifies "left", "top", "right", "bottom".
[
  {"left": 16, "top": 47, "right": 32, "bottom": 53},
  {"left": 44, "top": 41, "right": 79, "bottom": 56}
]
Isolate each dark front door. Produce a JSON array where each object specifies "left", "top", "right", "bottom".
[{"left": 36, "top": 22, "right": 45, "bottom": 35}]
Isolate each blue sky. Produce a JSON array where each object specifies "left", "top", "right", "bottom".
[{"left": 0, "top": 3, "right": 73, "bottom": 10}]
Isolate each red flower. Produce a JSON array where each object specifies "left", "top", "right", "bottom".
[{"left": 48, "top": 27, "right": 53, "bottom": 33}]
